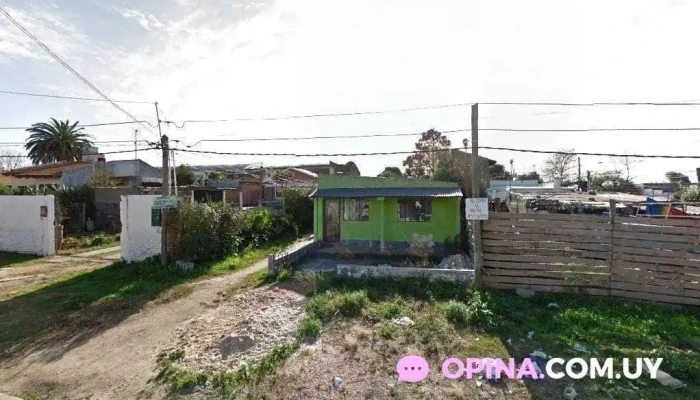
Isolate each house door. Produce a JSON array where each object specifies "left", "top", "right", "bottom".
[{"left": 324, "top": 199, "right": 341, "bottom": 242}]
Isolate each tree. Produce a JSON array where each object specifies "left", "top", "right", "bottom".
[
  {"left": 0, "top": 149, "right": 27, "bottom": 171},
  {"left": 516, "top": 171, "right": 542, "bottom": 183},
  {"left": 542, "top": 149, "right": 576, "bottom": 181},
  {"left": 176, "top": 164, "right": 196, "bottom": 186},
  {"left": 89, "top": 169, "right": 120, "bottom": 187},
  {"left": 403, "top": 129, "right": 451, "bottom": 177},
  {"left": 488, "top": 163, "right": 513, "bottom": 180},
  {"left": 25, "top": 118, "right": 94, "bottom": 165},
  {"left": 431, "top": 159, "right": 461, "bottom": 183},
  {"left": 665, "top": 171, "right": 691, "bottom": 187},
  {"left": 208, "top": 170, "right": 225, "bottom": 180},
  {"left": 377, "top": 166, "right": 403, "bottom": 178},
  {"left": 591, "top": 170, "right": 635, "bottom": 192}
]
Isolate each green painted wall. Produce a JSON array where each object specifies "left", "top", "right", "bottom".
[
  {"left": 318, "top": 175, "right": 459, "bottom": 189},
  {"left": 339, "top": 197, "right": 459, "bottom": 243},
  {"left": 313, "top": 198, "right": 324, "bottom": 240}
]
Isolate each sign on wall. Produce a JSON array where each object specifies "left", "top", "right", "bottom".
[
  {"left": 465, "top": 198, "right": 489, "bottom": 220},
  {"left": 152, "top": 195, "right": 178, "bottom": 210}
]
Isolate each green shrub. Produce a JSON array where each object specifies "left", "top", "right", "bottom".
[
  {"left": 463, "top": 290, "right": 498, "bottom": 330},
  {"left": 443, "top": 300, "right": 470, "bottom": 327},
  {"left": 308, "top": 290, "right": 369, "bottom": 321},
  {"left": 297, "top": 316, "right": 322, "bottom": 339},
  {"left": 378, "top": 322, "right": 397, "bottom": 340},
  {"left": 364, "top": 298, "right": 408, "bottom": 321},
  {"left": 281, "top": 188, "right": 313, "bottom": 233}
]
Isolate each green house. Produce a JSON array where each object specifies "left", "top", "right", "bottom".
[{"left": 310, "top": 175, "right": 462, "bottom": 254}]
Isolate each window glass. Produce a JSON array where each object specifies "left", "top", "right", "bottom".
[
  {"left": 398, "top": 198, "right": 432, "bottom": 222},
  {"left": 344, "top": 198, "right": 370, "bottom": 221}
]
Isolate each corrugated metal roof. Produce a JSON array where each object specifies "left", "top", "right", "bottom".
[{"left": 309, "top": 187, "right": 463, "bottom": 198}]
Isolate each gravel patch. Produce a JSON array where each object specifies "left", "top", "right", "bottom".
[{"left": 171, "top": 286, "right": 307, "bottom": 371}]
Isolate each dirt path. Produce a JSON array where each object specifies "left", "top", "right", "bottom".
[
  {"left": 0, "top": 247, "right": 121, "bottom": 300},
  {"left": 0, "top": 239, "right": 313, "bottom": 400}
]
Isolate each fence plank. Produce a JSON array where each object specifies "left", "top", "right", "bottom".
[
  {"left": 483, "top": 239, "right": 610, "bottom": 252},
  {"left": 484, "top": 261, "right": 610, "bottom": 273},
  {"left": 483, "top": 246, "right": 610, "bottom": 259},
  {"left": 483, "top": 231, "right": 611, "bottom": 244},
  {"left": 483, "top": 224, "right": 611, "bottom": 238},
  {"left": 612, "top": 261, "right": 700, "bottom": 277},
  {"left": 610, "top": 281, "right": 700, "bottom": 300},
  {"left": 484, "top": 253, "right": 609, "bottom": 266},
  {"left": 615, "top": 216, "right": 700, "bottom": 228},
  {"left": 487, "top": 275, "right": 610, "bottom": 288},
  {"left": 613, "top": 245, "right": 700, "bottom": 261},
  {"left": 613, "top": 230, "right": 700, "bottom": 245},
  {"left": 485, "top": 268, "right": 610, "bottom": 282},
  {"left": 490, "top": 213, "right": 610, "bottom": 223},
  {"left": 613, "top": 238, "right": 700, "bottom": 253},
  {"left": 612, "top": 266, "right": 699, "bottom": 284},
  {"left": 609, "top": 289, "right": 700, "bottom": 306},
  {"left": 612, "top": 271, "right": 700, "bottom": 290},
  {"left": 614, "top": 223, "right": 699, "bottom": 236},
  {"left": 613, "top": 253, "right": 700, "bottom": 269},
  {"left": 486, "top": 219, "right": 610, "bottom": 231},
  {"left": 488, "top": 282, "right": 610, "bottom": 296}
]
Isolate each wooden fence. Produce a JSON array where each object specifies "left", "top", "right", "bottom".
[{"left": 481, "top": 212, "right": 700, "bottom": 306}]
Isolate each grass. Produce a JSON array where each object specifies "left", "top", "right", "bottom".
[
  {"left": 58, "top": 232, "right": 119, "bottom": 255},
  {"left": 278, "top": 274, "right": 700, "bottom": 400},
  {"left": 296, "top": 316, "right": 322, "bottom": 340},
  {"left": 0, "top": 251, "right": 37, "bottom": 268},
  {"left": 0, "top": 237, "right": 297, "bottom": 358}
]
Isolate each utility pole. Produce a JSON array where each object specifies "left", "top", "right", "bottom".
[
  {"left": 470, "top": 103, "right": 483, "bottom": 289},
  {"left": 134, "top": 129, "right": 139, "bottom": 160},
  {"left": 161, "top": 134, "right": 170, "bottom": 266},
  {"left": 587, "top": 170, "right": 591, "bottom": 191},
  {"left": 171, "top": 149, "right": 178, "bottom": 196},
  {"left": 155, "top": 101, "right": 163, "bottom": 141},
  {"left": 578, "top": 157, "right": 582, "bottom": 188}
]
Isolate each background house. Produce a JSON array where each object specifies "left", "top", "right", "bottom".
[
  {"left": 310, "top": 175, "right": 461, "bottom": 255},
  {"left": 61, "top": 159, "right": 162, "bottom": 188}
]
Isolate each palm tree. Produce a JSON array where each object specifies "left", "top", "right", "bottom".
[{"left": 25, "top": 118, "right": 94, "bottom": 165}]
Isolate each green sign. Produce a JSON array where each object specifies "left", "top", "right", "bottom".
[{"left": 151, "top": 208, "right": 162, "bottom": 226}]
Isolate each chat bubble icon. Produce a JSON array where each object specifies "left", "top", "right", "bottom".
[{"left": 397, "top": 355, "right": 430, "bottom": 382}]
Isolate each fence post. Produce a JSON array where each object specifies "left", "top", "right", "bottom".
[
  {"left": 267, "top": 254, "right": 277, "bottom": 276},
  {"left": 608, "top": 199, "right": 616, "bottom": 297}
]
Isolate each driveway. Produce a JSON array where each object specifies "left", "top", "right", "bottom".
[{"left": 0, "top": 246, "right": 121, "bottom": 300}]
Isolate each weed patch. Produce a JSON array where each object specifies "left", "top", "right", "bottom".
[{"left": 297, "top": 316, "right": 322, "bottom": 340}]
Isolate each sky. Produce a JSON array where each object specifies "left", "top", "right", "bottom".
[{"left": 1, "top": 0, "right": 700, "bottom": 183}]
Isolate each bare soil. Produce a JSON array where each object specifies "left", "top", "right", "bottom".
[
  {"left": 168, "top": 286, "right": 307, "bottom": 372},
  {"left": 251, "top": 321, "right": 533, "bottom": 400},
  {"left": 0, "top": 239, "right": 313, "bottom": 400}
]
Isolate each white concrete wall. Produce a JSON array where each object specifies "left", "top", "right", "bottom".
[
  {"left": 0, "top": 195, "right": 56, "bottom": 255},
  {"left": 120, "top": 195, "right": 161, "bottom": 262}
]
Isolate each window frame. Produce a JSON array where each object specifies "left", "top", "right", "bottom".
[
  {"left": 397, "top": 198, "right": 433, "bottom": 222},
  {"left": 343, "top": 198, "right": 371, "bottom": 221}
]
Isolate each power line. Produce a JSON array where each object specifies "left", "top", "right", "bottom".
[
  {"left": 0, "top": 147, "right": 159, "bottom": 158},
  {"left": 144, "top": 125, "right": 700, "bottom": 147},
  {"left": 172, "top": 146, "right": 700, "bottom": 159},
  {"left": 482, "top": 101, "right": 700, "bottom": 106},
  {"left": 0, "top": 121, "right": 155, "bottom": 131},
  {"left": 0, "top": 6, "right": 158, "bottom": 138},
  {"left": 481, "top": 127, "right": 700, "bottom": 132},
  {"left": 0, "top": 89, "right": 151, "bottom": 104}
]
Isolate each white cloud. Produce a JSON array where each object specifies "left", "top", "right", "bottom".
[
  {"left": 115, "top": 7, "right": 164, "bottom": 31},
  {"left": 0, "top": 6, "right": 87, "bottom": 62}
]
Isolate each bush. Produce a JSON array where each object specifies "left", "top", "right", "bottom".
[
  {"left": 443, "top": 300, "right": 470, "bottom": 327},
  {"left": 297, "top": 316, "right": 322, "bottom": 339},
  {"left": 464, "top": 290, "right": 498, "bottom": 329},
  {"left": 281, "top": 189, "right": 313, "bottom": 233},
  {"left": 308, "top": 290, "right": 369, "bottom": 321},
  {"left": 168, "top": 203, "right": 299, "bottom": 262}
]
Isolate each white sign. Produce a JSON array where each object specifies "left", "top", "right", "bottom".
[
  {"left": 153, "top": 195, "right": 178, "bottom": 209},
  {"left": 465, "top": 198, "right": 489, "bottom": 220}
]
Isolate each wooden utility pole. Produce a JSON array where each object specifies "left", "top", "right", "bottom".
[
  {"left": 578, "top": 157, "right": 582, "bottom": 188},
  {"left": 470, "top": 103, "right": 484, "bottom": 289},
  {"left": 161, "top": 134, "right": 170, "bottom": 266}
]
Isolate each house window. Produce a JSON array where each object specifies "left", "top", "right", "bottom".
[
  {"left": 344, "top": 198, "right": 370, "bottom": 221},
  {"left": 398, "top": 198, "right": 432, "bottom": 222}
]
